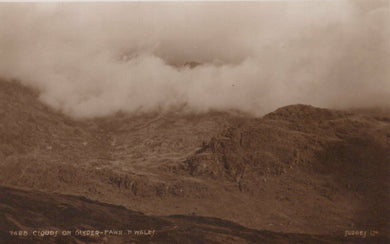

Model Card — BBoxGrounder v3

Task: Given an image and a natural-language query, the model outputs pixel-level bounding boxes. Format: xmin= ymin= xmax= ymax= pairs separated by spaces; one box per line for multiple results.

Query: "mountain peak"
xmin=263 ymin=104 xmax=350 ymax=121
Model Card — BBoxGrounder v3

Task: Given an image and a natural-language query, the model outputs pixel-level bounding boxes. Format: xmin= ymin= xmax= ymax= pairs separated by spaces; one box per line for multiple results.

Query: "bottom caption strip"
xmin=9 ymin=229 xmax=156 ymax=238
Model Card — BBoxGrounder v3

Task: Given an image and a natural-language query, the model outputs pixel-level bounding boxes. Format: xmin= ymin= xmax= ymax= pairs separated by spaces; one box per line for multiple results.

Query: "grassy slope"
xmin=1 ymin=186 xmax=385 ymax=244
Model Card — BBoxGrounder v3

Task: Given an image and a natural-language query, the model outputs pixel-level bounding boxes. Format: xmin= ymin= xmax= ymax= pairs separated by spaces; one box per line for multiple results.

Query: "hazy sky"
xmin=0 ymin=1 xmax=389 ymax=118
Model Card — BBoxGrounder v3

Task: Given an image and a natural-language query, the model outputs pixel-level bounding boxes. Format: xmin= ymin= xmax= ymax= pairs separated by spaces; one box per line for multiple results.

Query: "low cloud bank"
xmin=0 ymin=1 xmax=389 ymax=118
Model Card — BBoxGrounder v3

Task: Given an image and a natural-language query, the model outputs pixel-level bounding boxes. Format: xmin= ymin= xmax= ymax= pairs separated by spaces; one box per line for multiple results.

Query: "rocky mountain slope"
xmin=0 ymin=78 xmax=389 ymax=241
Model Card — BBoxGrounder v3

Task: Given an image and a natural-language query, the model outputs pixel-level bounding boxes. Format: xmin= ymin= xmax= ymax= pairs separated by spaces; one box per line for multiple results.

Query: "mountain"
xmin=184 ymin=104 xmax=390 ymax=234
xmin=0 ymin=78 xmax=389 ymax=242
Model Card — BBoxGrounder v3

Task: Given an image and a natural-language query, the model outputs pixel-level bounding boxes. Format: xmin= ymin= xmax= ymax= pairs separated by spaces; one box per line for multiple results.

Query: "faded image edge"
xmin=0 ymin=1 xmax=389 ymax=243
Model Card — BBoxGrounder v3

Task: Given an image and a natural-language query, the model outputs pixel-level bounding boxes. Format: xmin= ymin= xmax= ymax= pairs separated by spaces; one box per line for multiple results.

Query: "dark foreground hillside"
xmin=0 ymin=79 xmax=389 ymax=241
xmin=0 ymin=186 xmax=386 ymax=244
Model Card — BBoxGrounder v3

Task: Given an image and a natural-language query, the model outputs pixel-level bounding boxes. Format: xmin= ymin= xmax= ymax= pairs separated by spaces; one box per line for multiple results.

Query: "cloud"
xmin=0 ymin=1 xmax=389 ymax=118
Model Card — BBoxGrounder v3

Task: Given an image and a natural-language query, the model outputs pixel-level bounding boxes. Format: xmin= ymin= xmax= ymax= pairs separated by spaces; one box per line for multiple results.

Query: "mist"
xmin=0 ymin=1 xmax=389 ymax=118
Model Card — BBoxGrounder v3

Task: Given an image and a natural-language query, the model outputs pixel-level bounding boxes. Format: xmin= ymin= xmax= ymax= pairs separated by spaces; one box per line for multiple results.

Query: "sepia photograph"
xmin=0 ymin=0 xmax=389 ymax=243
